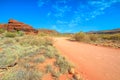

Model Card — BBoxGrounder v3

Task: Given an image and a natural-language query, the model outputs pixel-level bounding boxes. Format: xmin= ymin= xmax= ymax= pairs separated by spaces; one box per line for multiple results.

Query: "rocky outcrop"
xmin=0 ymin=19 xmax=38 ymax=33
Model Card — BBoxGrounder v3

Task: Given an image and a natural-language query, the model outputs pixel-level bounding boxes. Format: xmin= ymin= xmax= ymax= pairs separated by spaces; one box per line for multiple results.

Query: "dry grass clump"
xmin=55 ymin=55 xmax=73 ymax=74
xmin=34 ymin=55 xmax=46 ymax=63
xmin=45 ymin=64 xmax=53 ymax=73
xmin=2 ymin=66 xmax=43 ymax=80
xmin=44 ymin=46 xmax=57 ymax=58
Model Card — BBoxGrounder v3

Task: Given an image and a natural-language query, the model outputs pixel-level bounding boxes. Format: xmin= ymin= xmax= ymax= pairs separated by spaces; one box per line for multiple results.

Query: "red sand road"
xmin=54 ymin=37 xmax=120 ymax=80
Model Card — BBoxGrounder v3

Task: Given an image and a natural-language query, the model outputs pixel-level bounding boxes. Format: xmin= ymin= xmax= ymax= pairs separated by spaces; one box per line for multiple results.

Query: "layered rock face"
xmin=0 ymin=19 xmax=38 ymax=33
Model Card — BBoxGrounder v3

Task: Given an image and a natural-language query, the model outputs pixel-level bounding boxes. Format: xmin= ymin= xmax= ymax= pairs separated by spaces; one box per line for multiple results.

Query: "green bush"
xmin=0 ymin=28 xmax=5 ymax=34
xmin=17 ymin=31 xmax=24 ymax=36
xmin=73 ymin=32 xmax=91 ymax=42
xmin=5 ymin=32 xmax=16 ymax=38
xmin=88 ymin=34 xmax=99 ymax=41
xmin=74 ymin=32 xmax=86 ymax=41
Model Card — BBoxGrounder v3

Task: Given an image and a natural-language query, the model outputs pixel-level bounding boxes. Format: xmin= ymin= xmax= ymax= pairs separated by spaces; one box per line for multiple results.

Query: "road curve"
xmin=54 ymin=37 xmax=120 ymax=80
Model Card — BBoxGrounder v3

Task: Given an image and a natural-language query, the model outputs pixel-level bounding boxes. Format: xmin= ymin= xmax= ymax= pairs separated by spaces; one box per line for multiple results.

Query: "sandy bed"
xmin=54 ymin=37 xmax=120 ymax=80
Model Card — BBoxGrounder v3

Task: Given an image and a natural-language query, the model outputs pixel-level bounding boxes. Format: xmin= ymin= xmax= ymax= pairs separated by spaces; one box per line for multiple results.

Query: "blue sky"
xmin=0 ymin=0 xmax=120 ymax=33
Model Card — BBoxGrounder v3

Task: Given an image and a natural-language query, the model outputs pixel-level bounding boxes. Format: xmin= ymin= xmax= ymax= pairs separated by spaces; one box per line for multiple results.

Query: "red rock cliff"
xmin=0 ymin=19 xmax=38 ymax=33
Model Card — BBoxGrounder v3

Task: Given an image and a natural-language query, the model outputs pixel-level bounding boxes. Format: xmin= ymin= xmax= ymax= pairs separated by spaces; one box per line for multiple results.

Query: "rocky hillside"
xmin=0 ymin=19 xmax=38 ymax=33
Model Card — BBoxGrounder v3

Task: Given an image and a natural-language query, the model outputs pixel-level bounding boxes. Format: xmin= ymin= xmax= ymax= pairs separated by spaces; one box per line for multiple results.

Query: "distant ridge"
xmin=38 ymin=29 xmax=59 ymax=34
xmin=87 ymin=28 xmax=120 ymax=34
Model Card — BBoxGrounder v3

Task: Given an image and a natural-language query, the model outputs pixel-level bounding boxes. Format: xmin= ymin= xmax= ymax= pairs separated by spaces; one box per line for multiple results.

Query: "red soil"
xmin=54 ymin=37 xmax=120 ymax=80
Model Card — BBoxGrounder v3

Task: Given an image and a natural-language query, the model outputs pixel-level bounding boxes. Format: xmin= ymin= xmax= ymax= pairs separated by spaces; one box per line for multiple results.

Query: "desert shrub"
xmin=55 ymin=56 xmax=73 ymax=74
xmin=0 ymin=28 xmax=5 ymax=34
xmin=100 ymin=33 xmax=120 ymax=41
xmin=73 ymin=32 xmax=92 ymax=42
xmin=5 ymin=32 xmax=16 ymax=38
xmin=74 ymin=32 xmax=86 ymax=41
xmin=44 ymin=46 xmax=56 ymax=58
xmin=45 ymin=64 xmax=53 ymax=73
xmin=0 ymin=44 xmax=40 ymax=65
xmin=45 ymin=64 xmax=61 ymax=78
xmin=51 ymin=71 xmax=61 ymax=78
xmin=88 ymin=34 xmax=99 ymax=41
xmin=109 ymin=34 xmax=120 ymax=40
xmin=100 ymin=34 xmax=110 ymax=40
xmin=34 ymin=56 xmax=46 ymax=63
xmin=2 ymin=68 xmax=43 ymax=80
xmin=0 ymin=49 xmax=17 ymax=67
xmin=17 ymin=31 xmax=24 ymax=36
xmin=44 ymin=36 xmax=53 ymax=46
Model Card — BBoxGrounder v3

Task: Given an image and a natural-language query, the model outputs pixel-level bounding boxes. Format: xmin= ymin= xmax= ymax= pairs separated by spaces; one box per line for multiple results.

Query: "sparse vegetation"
xmin=0 ymin=31 xmax=76 ymax=80
xmin=73 ymin=32 xmax=120 ymax=48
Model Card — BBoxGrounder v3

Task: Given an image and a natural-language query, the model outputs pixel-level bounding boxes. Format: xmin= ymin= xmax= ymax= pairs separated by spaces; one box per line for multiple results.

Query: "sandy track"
xmin=54 ymin=37 xmax=120 ymax=80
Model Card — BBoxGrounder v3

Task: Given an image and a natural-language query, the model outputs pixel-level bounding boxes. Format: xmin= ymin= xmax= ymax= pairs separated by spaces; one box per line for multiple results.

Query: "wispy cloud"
xmin=38 ymin=0 xmax=50 ymax=7
xmin=68 ymin=0 xmax=120 ymax=28
xmin=52 ymin=5 xmax=71 ymax=18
